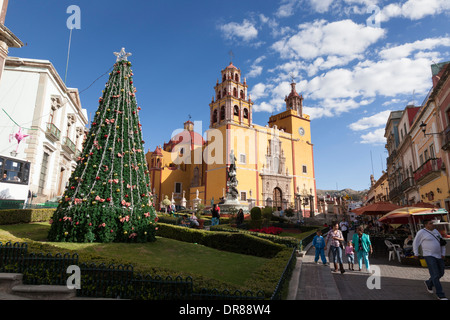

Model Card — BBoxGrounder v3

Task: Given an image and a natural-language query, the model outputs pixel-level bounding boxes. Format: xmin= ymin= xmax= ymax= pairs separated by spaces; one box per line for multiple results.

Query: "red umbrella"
xmin=354 ymin=201 xmax=402 ymax=216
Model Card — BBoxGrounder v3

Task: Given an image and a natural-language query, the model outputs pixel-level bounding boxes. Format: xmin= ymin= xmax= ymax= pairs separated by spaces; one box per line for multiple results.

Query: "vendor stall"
xmin=379 ymin=207 xmax=450 ymax=259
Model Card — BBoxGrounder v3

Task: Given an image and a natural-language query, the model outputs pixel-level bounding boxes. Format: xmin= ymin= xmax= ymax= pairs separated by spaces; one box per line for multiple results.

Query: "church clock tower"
xmin=209 ymin=62 xmax=253 ymax=128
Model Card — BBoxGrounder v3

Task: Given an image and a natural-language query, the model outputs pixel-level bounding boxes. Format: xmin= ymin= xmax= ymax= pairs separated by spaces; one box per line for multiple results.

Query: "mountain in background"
xmin=317 ymin=188 xmax=368 ymax=202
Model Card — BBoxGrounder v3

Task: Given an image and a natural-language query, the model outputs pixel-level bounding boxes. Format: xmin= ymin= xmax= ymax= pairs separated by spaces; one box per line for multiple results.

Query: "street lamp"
xmin=309 ymin=188 xmax=315 ymax=217
xmin=420 ymin=122 xmax=442 ymax=136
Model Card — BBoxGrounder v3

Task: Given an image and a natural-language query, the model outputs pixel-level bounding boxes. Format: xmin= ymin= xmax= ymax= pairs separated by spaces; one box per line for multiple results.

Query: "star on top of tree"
xmin=114 ymin=47 xmax=132 ymax=62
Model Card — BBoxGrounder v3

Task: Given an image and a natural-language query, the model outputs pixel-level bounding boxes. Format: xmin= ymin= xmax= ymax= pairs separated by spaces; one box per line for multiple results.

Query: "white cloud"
xmin=379 ymin=0 xmax=450 ymax=22
xmin=305 ymin=56 xmax=434 ymax=101
xmin=253 ymin=101 xmax=276 ymax=113
xmin=275 ymin=0 xmax=298 ymax=18
xmin=250 ymin=83 xmax=270 ymax=100
xmin=247 ymin=56 xmax=266 ymax=78
xmin=309 ymin=0 xmax=334 ymax=13
xmin=378 ymin=37 xmax=450 ymax=60
xmin=219 ymin=19 xmax=258 ymax=42
xmin=360 ymin=128 xmax=387 ymax=144
xmin=272 ymin=19 xmax=386 ymax=60
xmin=349 ymin=110 xmax=392 ymax=131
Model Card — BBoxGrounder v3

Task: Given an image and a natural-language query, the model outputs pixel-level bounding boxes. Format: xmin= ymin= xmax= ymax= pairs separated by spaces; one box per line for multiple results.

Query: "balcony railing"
xmin=401 ymin=177 xmax=415 ymax=191
xmin=413 ymin=158 xmax=443 ymax=185
xmin=62 ymin=137 xmax=76 ymax=154
xmin=45 ymin=123 xmax=61 ymax=142
xmin=389 ymin=185 xmax=403 ymax=201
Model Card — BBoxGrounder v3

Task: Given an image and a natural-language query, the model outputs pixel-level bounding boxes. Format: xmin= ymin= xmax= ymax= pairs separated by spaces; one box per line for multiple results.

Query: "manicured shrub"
xmin=156 ymin=223 xmax=284 ymax=258
xmin=0 ymin=209 xmax=55 ymax=225
xmin=250 ymin=207 xmax=262 ymax=220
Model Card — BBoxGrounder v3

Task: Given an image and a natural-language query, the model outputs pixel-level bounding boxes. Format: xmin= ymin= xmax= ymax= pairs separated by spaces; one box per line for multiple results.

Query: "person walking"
xmin=211 ymin=204 xmax=220 ymax=226
xmin=326 ymin=222 xmax=346 ymax=274
xmin=236 ymin=208 xmax=244 ymax=226
xmin=312 ymin=230 xmax=328 ymax=265
xmin=345 ymin=240 xmax=355 ymax=271
xmin=352 ymin=226 xmax=373 ymax=272
xmin=413 ymin=219 xmax=447 ymax=300
xmin=340 ymin=218 xmax=349 ymax=242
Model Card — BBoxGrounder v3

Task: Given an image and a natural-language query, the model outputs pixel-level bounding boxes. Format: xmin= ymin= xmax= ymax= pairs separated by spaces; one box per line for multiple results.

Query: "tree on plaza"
xmin=48 ymin=48 xmax=158 ymax=243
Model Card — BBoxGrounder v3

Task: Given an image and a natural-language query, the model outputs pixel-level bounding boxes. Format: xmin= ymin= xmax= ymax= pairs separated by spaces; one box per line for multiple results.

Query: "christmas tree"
xmin=48 ymin=48 xmax=158 ymax=243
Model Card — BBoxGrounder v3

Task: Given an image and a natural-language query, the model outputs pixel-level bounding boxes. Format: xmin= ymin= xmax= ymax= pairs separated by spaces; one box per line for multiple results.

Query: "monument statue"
xmin=226 ymin=150 xmax=239 ymax=201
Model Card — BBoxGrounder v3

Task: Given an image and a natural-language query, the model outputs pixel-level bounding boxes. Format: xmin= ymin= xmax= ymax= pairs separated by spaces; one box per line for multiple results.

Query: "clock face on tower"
xmin=298 ymin=127 xmax=305 ymax=136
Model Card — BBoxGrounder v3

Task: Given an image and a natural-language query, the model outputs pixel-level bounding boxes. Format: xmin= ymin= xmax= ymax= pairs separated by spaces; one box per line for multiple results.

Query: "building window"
xmin=243 ymin=109 xmax=249 ymax=119
xmin=213 ymin=110 xmax=218 ymax=123
xmin=38 ymin=153 xmax=50 ymax=194
xmin=175 ymin=182 xmax=182 ymax=194
xmin=419 ymin=154 xmax=424 ymax=166
xmin=424 ymin=149 xmax=429 ymax=161
xmin=302 ymin=165 xmax=307 ymax=174
xmin=240 ymin=191 xmax=247 ymax=201
xmin=233 ymin=88 xmax=237 ymax=97
xmin=234 ymin=106 xmax=239 ymax=116
xmin=220 ymin=106 xmax=225 ymax=120
xmin=239 ymin=153 xmax=246 ymax=164
xmin=430 ymin=144 xmax=435 ymax=159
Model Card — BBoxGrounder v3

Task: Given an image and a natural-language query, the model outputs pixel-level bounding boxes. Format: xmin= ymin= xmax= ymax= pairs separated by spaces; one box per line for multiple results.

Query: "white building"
xmin=0 ymin=56 xmax=88 ymax=203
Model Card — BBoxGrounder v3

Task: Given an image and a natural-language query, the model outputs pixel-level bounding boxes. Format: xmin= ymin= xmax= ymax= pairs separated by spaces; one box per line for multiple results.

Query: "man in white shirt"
xmin=413 ymin=219 xmax=447 ymax=300
xmin=340 ymin=218 xmax=349 ymax=242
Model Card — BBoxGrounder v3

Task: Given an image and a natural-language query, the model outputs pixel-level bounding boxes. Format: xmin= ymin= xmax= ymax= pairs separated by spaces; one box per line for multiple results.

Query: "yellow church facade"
xmin=146 ymin=63 xmax=317 ymax=217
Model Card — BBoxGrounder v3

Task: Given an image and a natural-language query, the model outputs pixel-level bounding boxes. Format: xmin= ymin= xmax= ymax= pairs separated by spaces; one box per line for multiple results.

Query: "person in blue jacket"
xmin=312 ymin=230 xmax=328 ymax=265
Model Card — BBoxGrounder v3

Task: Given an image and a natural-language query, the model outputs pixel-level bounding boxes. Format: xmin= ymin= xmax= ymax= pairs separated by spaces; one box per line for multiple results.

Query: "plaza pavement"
xmin=288 ymin=231 xmax=450 ymax=300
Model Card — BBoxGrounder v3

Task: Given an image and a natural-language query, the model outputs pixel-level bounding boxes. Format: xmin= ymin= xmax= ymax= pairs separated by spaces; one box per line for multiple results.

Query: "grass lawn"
xmin=0 ymin=223 xmax=268 ymax=289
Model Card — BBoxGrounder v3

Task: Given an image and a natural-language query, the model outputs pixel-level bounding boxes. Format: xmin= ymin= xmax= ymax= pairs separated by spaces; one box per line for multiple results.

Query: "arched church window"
xmin=234 ymin=106 xmax=239 ymax=116
xmin=243 ymin=108 xmax=249 ymax=119
xmin=233 ymin=88 xmax=237 ymax=97
xmin=213 ymin=110 xmax=218 ymax=123
xmin=220 ymin=106 xmax=225 ymax=121
xmin=217 ymin=91 xmax=221 ymax=100
xmin=235 ymin=74 xmax=239 ymax=82
xmin=240 ymin=90 xmax=244 ymax=99
xmin=223 ymin=89 xmax=227 ymax=97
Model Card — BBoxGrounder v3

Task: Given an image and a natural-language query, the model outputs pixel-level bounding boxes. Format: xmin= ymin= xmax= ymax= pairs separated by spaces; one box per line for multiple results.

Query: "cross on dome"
xmin=114 ymin=47 xmax=132 ymax=62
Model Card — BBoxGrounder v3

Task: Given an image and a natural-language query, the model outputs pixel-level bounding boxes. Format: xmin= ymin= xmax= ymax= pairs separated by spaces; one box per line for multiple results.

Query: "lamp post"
xmin=420 ymin=122 xmax=442 ymax=137
xmin=309 ymin=188 xmax=315 ymax=218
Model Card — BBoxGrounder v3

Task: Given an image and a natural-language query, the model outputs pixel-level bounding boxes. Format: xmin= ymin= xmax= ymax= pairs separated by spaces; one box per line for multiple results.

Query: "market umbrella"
xmin=379 ymin=208 xmax=449 ymax=235
xmin=354 ymin=202 xmax=402 ymax=216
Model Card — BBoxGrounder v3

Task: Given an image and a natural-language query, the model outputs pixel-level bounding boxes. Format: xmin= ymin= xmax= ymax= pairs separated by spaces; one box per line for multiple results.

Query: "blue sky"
xmin=4 ymin=0 xmax=450 ymax=191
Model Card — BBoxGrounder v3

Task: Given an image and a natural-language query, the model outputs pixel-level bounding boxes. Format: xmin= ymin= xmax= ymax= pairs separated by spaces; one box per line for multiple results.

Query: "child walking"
xmin=345 ymin=240 xmax=355 ymax=271
xmin=312 ymin=230 xmax=328 ymax=265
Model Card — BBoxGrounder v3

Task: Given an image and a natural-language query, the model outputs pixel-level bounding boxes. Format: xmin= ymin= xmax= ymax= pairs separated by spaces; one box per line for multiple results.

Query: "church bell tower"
xmin=285 ymin=81 xmax=304 ymax=117
xmin=209 ymin=62 xmax=254 ymax=128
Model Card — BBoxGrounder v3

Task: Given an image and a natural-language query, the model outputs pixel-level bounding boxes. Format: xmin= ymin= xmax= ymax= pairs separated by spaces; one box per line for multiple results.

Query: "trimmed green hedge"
xmin=0 ymin=209 xmax=55 ymax=225
xmin=210 ymin=224 xmax=301 ymax=248
xmin=156 ymin=223 xmax=284 ymax=258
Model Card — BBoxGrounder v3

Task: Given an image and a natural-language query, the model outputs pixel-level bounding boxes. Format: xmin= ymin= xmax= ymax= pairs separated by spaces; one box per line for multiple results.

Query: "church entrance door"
xmin=273 ymin=187 xmax=282 ymax=211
